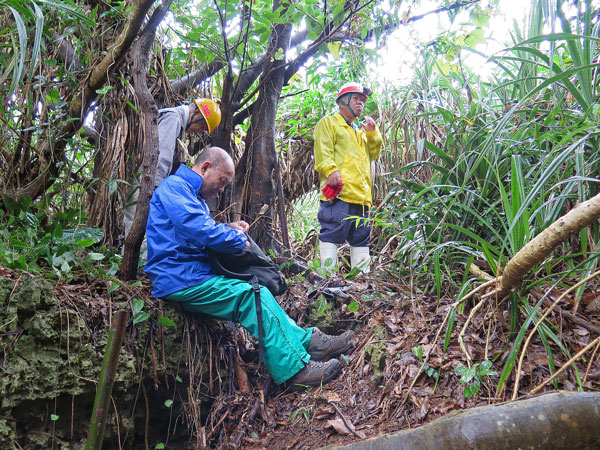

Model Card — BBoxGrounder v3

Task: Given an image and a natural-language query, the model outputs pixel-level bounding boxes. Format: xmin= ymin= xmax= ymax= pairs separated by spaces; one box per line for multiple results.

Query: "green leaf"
xmin=7 ymin=7 xmax=27 ymax=96
xmin=75 ymin=237 xmax=95 ymax=247
xmin=463 ymin=379 xmax=481 ymax=398
xmin=464 ymin=28 xmax=485 ymax=48
xmin=108 ymin=179 xmax=119 ymax=195
xmin=88 ymin=252 xmax=105 ymax=261
xmin=412 ymin=345 xmax=423 ymax=362
xmin=108 ymin=283 xmax=120 ymax=294
xmin=327 ymin=42 xmax=341 ymax=59
xmin=96 ymin=85 xmax=112 ymax=95
xmin=155 ymin=444 xmax=165 ymax=449
xmin=53 ymin=222 xmax=64 ymax=239
xmin=316 ymin=296 xmax=327 ymax=315
xmin=176 ymin=375 xmax=182 ymax=383
xmin=57 ymin=227 xmax=104 ymax=245
xmin=455 ymin=365 xmax=477 ymax=384
xmin=132 ymin=298 xmax=144 ymax=315
xmin=443 ymin=307 xmax=456 ymax=353
xmin=133 ymin=311 xmax=150 ymax=325
xmin=158 ymin=316 xmax=176 ymax=327
xmin=164 ymin=399 xmax=173 ymax=407
xmin=347 ymin=301 xmax=360 ymax=312
xmin=50 ymin=414 xmax=59 ymax=421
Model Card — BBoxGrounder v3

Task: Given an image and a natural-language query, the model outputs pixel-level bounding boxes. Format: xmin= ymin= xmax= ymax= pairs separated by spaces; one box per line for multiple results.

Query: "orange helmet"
xmin=336 ymin=82 xmax=371 ymax=103
xmin=193 ymin=98 xmax=221 ymax=133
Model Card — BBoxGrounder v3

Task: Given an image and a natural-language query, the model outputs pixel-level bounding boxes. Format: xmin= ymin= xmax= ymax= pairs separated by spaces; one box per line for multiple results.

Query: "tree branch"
xmin=12 ymin=0 xmax=155 ymax=200
xmin=170 ymin=61 xmax=226 ymax=96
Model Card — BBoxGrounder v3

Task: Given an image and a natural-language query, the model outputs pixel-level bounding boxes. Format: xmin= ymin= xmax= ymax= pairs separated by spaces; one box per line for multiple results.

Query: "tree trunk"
xmin=118 ymin=1 xmax=172 ymax=281
xmin=320 ymin=391 xmax=600 ymax=450
xmin=236 ymin=5 xmax=292 ymax=250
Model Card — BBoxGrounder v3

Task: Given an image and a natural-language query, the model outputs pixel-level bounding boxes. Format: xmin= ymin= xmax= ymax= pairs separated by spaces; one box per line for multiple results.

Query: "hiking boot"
xmin=287 ymin=359 xmax=342 ymax=387
xmin=307 ymin=328 xmax=354 ymax=362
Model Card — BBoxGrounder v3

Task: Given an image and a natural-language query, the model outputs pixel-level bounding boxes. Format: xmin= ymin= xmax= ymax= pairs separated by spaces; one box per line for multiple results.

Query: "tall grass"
xmin=374 ymin=0 xmax=600 ymax=391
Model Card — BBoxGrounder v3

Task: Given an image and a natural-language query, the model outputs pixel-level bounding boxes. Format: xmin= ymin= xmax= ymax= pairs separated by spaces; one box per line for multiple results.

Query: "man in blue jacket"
xmin=145 ymin=146 xmax=354 ymax=387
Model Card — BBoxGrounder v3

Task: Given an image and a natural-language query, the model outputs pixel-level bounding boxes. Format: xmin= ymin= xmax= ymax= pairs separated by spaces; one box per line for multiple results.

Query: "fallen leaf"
xmin=321 ymin=391 xmax=341 ymax=402
xmin=313 ymin=405 xmax=334 ymax=420
xmin=326 ymin=418 xmax=351 ymax=435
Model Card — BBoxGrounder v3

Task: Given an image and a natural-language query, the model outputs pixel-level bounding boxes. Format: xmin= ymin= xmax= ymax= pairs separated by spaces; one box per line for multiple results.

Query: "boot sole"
xmin=286 ymin=361 xmax=343 ymax=388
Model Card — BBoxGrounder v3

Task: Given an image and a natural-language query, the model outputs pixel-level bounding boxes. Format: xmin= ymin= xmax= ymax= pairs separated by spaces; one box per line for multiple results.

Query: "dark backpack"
xmin=208 ymin=236 xmax=287 ymax=363
xmin=209 ymin=236 xmax=287 ymax=297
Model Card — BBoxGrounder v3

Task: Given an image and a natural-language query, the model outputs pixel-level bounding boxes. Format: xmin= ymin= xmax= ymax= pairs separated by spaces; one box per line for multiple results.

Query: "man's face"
xmin=187 ymin=110 xmax=209 ymax=135
xmin=348 ymin=93 xmax=366 ymax=116
xmin=340 ymin=93 xmax=366 ymax=118
xmin=199 ymin=161 xmax=234 ymax=200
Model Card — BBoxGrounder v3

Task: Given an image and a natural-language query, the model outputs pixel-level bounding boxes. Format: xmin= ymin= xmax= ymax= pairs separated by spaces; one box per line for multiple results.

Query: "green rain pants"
xmin=165 ymin=275 xmax=312 ymax=384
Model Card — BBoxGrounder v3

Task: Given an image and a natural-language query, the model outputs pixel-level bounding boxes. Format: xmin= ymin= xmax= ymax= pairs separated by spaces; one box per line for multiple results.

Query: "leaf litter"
xmin=14 ymin=264 xmax=600 ymax=449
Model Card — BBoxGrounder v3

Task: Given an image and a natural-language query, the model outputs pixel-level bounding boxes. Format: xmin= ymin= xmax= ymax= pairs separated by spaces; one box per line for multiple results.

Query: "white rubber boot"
xmin=319 ymin=241 xmax=338 ymax=270
xmin=350 ymin=246 xmax=370 ymax=274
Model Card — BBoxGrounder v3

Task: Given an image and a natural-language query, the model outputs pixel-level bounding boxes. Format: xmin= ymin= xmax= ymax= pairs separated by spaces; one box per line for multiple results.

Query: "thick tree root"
xmin=321 ymin=391 xmax=600 ymax=450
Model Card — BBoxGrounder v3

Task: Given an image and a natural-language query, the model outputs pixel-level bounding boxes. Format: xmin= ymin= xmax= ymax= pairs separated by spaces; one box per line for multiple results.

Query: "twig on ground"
xmin=329 ymin=401 xmax=365 ymax=439
xmin=512 ymin=270 xmax=600 ymax=400
xmin=234 ymin=380 xmax=270 ymax=446
xmin=401 ymin=277 xmax=500 ymax=407
xmin=529 ymin=335 xmax=600 ymax=395
xmin=458 ymin=296 xmax=489 ymax=366
xmin=583 ymin=339 xmax=600 ymax=385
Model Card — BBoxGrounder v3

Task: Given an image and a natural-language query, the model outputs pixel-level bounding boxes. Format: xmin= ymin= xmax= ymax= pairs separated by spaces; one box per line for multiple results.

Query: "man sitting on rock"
xmin=144 ymin=146 xmax=354 ymax=387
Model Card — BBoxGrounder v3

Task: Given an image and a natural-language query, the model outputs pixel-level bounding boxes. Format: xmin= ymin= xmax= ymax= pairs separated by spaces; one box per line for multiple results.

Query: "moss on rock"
xmin=0 ymin=275 xmax=212 ymax=449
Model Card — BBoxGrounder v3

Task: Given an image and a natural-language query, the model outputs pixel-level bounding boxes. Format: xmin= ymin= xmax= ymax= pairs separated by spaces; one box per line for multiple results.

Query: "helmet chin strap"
xmin=186 ymin=113 xmax=206 ymax=131
xmin=340 ymin=94 xmax=361 ymax=127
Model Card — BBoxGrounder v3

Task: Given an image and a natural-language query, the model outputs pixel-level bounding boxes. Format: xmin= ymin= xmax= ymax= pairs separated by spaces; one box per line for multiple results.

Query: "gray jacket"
xmin=155 ymin=105 xmax=190 ymax=187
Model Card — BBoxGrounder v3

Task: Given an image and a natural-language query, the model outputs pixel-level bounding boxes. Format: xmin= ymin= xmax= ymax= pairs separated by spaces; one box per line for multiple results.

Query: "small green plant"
xmin=131 ymin=299 xmax=177 ymax=328
xmin=307 ymin=257 xmax=337 ymax=277
xmin=132 ymin=299 xmax=150 ymax=325
xmin=0 ymin=195 xmax=120 ymax=280
xmin=347 ymin=301 xmax=360 ymax=312
xmin=412 ymin=345 xmax=439 ymax=381
xmin=289 ymin=406 xmax=313 ymax=425
xmin=314 ymin=296 xmax=328 ymax=315
xmin=455 ymin=360 xmax=498 ymax=399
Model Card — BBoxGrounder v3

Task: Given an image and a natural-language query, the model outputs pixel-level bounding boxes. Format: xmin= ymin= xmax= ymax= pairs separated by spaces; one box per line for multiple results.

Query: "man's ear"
xmin=199 ymin=161 xmax=212 ymax=175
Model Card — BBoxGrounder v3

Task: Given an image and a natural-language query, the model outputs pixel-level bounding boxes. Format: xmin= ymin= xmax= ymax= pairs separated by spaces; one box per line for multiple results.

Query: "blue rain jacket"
xmin=144 ymin=165 xmax=248 ymax=297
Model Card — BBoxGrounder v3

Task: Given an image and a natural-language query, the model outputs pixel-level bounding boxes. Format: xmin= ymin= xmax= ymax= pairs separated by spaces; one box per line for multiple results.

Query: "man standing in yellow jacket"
xmin=313 ymin=82 xmax=383 ymax=273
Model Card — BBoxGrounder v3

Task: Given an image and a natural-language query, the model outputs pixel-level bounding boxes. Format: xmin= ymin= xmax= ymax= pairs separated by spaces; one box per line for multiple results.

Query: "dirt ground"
xmin=20 ymin=260 xmax=597 ymax=450
xmin=189 ymin=271 xmax=600 ymax=450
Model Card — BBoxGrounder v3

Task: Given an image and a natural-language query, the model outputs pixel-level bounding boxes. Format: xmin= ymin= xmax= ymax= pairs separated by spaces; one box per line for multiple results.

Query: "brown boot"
xmin=307 ymin=328 xmax=354 ymax=362
xmin=287 ymin=359 xmax=342 ymax=387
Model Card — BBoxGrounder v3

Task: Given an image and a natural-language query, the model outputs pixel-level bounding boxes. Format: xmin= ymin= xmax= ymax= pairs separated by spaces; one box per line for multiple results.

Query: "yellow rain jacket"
xmin=314 ymin=114 xmax=383 ymax=207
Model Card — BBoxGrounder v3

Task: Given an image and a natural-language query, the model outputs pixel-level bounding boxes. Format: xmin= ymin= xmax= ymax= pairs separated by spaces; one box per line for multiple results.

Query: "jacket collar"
xmin=335 ymin=113 xmax=357 ymax=129
xmin=175 ymin=165 xmax=203 ymax=193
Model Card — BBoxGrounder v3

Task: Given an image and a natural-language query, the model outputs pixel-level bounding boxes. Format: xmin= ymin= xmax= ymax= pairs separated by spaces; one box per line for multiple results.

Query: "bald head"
xmin=194 ymin=146 xmax=233 ymax=171
xmin=193 ymin=146 xmax=235 ymax=199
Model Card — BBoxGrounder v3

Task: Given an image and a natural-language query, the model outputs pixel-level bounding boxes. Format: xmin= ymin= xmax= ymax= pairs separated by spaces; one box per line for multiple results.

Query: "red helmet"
xmin=336 ymin=82 xmax=371 ymax=103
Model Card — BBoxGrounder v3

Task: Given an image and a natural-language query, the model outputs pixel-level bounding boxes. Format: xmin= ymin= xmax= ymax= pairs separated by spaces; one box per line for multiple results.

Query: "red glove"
xmin=321 ymin=183 xmax=343 ymax=200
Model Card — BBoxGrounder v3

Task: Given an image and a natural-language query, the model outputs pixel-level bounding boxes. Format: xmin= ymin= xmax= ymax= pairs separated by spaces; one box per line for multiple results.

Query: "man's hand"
xmin=362 ymin=116 xmax=376 ymax=132
xmin=327 ymin=171 xmax=342 ymax=189
xmin=229 ymin=221 xmax=250 ymax=233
